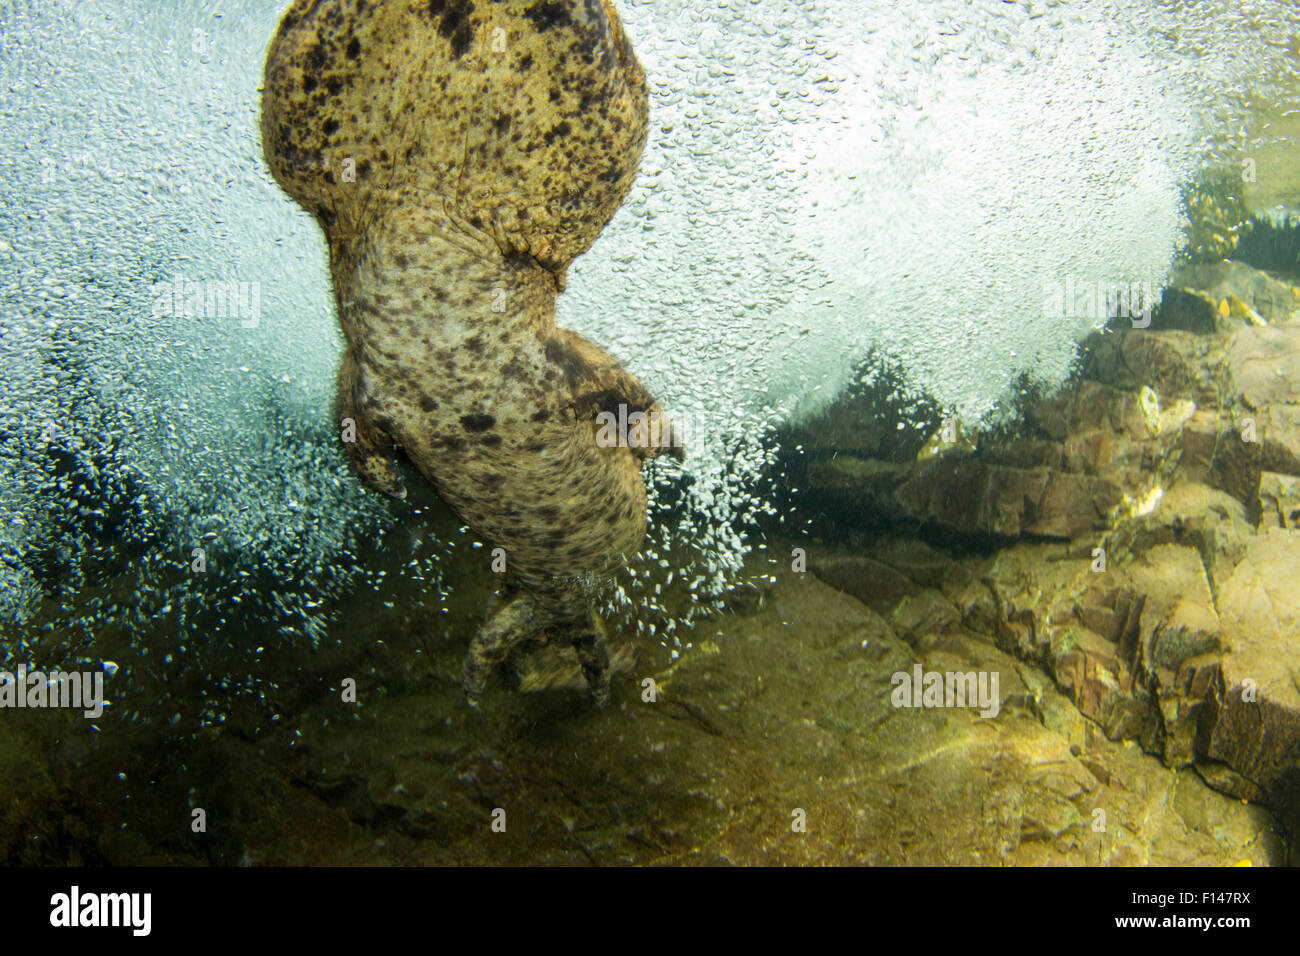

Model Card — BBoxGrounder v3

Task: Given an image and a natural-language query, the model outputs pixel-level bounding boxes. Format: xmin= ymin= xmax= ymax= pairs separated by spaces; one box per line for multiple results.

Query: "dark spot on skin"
xmin=549 ymin=88 xmax=561 ymax=103
xmin=518 ymin=53 xmax=533 ymax=71
xmin=465 ymin=334 xmax=486 ymax=356
xmin=317 ymin=205 xmax=335 ymax=228
xmin=326 ymin=77 xmax=344 ymax=95
xmin=530 ymin=409 xmax=549 ymax=423
xmin=583 ymin=387 xmax=633 ymax=418
xmin=493 ymin=114 xmax=511 ymax=134
xmin=420 ymin=395 xmax=438 ymax=412
xmin=306 ymin=43 xmax=328 ymax=72
xmin=323 ymin=118 xmax=339 ymax=136
xmin=395 ymin=253 xmax=409 ymax=269
xmin=524 ymin=440 xmax=546 ymax=452
xmin=460 ymin=413 xmax=496 ymax=433
xmin=524 ymin=1 xmax=571 ymax=32
xmin=346 ymin=38 xmax=360 ymax=58
xmin=502 ymin=247 xmax=541 ymax=272
xmin=544 ymin=337 xmax=596 ymax=390
xmin=538 ymin=506 xmax=560 ymax=521
xmin=543 ymin=120 xmax=571 ymax=145
xmin=428 ymin=0 xmax=475 ymax=58
xmin=303 ymin=75 xmax=318 ymax=93
xmin=357 ymin=159 xmax=371 ymax=179
xmin=324 ymin=170 xmax=335 ymax=185
xmin=481 ymin=434 xmax=502 ymax=448
xmin=605 ymin=507 xmax=621 ymax=524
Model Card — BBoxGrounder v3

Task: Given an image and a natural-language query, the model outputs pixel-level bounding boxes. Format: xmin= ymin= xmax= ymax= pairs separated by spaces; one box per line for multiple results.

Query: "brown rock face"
xmin=894 ymin=459 xmax=1122 ymax=540
xmin=1174 ymin=260 xmax=1300 ymax=325
xmin=794 ymin=258 xmax=1300 ymax=858
xmin=808 ymin=554 xmax=918 ymax=614
xmin=1228 ymin=323 xmax=1300 ymax=477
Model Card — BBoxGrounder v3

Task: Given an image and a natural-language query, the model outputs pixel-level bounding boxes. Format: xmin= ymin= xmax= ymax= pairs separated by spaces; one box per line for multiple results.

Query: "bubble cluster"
xmin=1 ymin=0 xmax=1295 ymax=689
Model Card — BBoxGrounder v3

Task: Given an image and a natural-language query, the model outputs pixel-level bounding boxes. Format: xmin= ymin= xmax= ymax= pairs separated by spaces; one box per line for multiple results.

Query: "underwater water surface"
xmin=1 ymin=0 xmax=1299 ymax=871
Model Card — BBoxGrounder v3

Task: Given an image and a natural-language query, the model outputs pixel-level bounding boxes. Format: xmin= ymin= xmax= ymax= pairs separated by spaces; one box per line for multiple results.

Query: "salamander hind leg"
xmin=547 ymin=328 xmax=686 ymax=462
xmin=463 ymin=591 xmax=541 ymax=709
xmin=336 ymin=350 xmax=407 ymax=499
xmin=570 ymin=610 xmax=612 ymax=709
xmin=467 ymin=586 xmax=612 ymax=708
xmin=537 ymin=585 xmax=613 ymax=708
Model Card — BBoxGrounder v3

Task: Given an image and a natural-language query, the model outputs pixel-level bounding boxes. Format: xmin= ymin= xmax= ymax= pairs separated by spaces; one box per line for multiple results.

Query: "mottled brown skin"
xmin=260 ymin=0 xmax=680 ymax=706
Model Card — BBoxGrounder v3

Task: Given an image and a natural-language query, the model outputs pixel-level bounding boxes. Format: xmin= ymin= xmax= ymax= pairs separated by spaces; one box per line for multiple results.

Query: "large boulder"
xmin=791 ymin=258 xmax=1300 ymax=859
xmin=1226 ymin=321 xmax=1300 ymax=477
xmin=894 ymin=459 xmax=1122 ymax=540
xmin=1172 ymin=260 xmax=1300 ymax=326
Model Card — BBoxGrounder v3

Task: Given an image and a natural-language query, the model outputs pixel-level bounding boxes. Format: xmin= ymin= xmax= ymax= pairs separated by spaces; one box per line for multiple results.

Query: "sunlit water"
xmin=1 ymin=0 xmax=1297 ymax=712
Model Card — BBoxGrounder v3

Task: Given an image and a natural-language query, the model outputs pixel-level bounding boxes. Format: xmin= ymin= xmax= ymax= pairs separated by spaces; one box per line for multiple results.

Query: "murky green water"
xmin=2 ymin=0 xmax=1298 ymax=866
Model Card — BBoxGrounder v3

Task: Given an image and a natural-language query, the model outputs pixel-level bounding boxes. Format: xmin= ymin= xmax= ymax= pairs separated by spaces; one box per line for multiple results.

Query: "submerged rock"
xmin=1170 ymin=261 xmax=1300 ymax=327
xmin=807 ymin=553 xmax=917 ymax=614
xmin=289 ymin=569 xmax=1282 ymax=865
xmin=895 ymin=459 xmax=1123 ymax=540
xmin=1260 ymin=471 xmax=1300 ymax=529
xmin=793 ymin=255 xmax=1300 ymax=859
xmin=1227 ymin=322 xmax=1300 ymax=476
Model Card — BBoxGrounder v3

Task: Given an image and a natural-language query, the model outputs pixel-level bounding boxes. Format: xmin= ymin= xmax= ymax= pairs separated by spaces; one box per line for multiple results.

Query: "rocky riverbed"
xmin=2 ymin=256 xmax=1295 ymax=867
